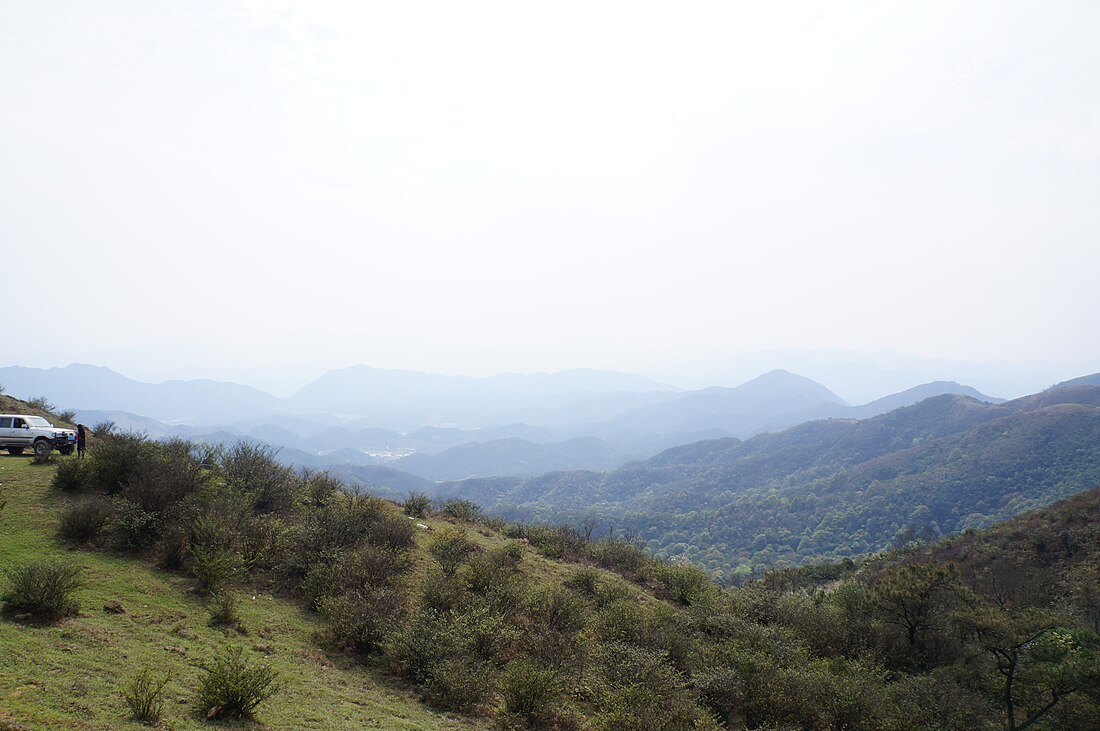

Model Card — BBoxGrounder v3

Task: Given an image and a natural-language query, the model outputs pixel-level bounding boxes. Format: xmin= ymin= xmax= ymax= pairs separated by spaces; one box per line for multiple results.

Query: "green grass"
xmin=0 ymin=455 xmax=485 ymax=730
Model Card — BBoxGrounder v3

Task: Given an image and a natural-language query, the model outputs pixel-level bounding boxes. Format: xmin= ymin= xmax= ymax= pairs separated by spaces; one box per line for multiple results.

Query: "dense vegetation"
xmin=3 ymin=420 xmax=1099 ymax=729
xmin=428 ymin=386 xmax=1100 ymax=577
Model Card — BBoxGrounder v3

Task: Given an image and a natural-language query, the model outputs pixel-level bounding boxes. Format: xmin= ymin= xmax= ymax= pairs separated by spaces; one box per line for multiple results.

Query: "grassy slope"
xmin=0 ymin=455 xmax=485 ymax=731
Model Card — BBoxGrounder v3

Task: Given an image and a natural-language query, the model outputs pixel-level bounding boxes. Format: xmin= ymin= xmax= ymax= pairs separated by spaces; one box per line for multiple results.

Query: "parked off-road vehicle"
xmin=0 ymin=414 xmax=77 ymax=456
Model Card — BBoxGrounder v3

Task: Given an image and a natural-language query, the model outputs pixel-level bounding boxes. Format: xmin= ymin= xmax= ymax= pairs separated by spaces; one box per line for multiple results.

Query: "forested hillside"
xmin=430 ymin=386 xmax=1100 ymax=576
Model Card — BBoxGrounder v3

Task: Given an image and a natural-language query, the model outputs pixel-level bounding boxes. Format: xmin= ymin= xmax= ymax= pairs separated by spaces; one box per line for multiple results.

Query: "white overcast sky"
xmin=3 ymin=1 xmax=1099 ymax=388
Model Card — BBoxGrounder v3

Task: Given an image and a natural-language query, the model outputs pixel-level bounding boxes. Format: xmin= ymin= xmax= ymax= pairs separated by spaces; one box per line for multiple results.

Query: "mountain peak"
xmin=735 ymin=369 xmax=848 ymax=405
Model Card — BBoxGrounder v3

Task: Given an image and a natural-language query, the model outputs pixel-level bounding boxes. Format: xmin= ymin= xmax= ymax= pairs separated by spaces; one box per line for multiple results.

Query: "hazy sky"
xmin=3 ymin=1 xmax=1099 ymax=389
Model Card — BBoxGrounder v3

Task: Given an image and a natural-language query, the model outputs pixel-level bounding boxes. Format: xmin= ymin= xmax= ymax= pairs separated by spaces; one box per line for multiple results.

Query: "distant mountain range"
xmin=2 ymin=362 xmax=1088 ymax=483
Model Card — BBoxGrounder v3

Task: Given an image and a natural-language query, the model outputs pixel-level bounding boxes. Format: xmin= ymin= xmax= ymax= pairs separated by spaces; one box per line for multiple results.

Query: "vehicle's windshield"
xmin=25 ymin=416 xmax=53 ymax=428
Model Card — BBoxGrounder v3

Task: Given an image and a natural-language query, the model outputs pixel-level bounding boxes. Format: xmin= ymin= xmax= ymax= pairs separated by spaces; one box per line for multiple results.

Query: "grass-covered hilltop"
xmin=1 ymin=398 xmax=1099 ymax=729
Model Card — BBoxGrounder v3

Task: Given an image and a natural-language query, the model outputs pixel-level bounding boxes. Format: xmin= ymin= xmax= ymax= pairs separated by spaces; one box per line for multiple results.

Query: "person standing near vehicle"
xmin=76 ymin=423 xmax=86 ymax=458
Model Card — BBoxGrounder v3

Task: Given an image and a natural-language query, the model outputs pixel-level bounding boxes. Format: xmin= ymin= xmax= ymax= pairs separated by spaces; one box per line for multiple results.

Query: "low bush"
xmin=440 ymin=499 xmax=483 ymax=522
xmin=429 ymin=527 xmax=477 ymax=576
xmin=588 ymin=538 xmax=650 ymax=576
xmin=1 ymin=560 xmax=82 ymax=621
xmin=524 ymin=585 xmax=590 ymax=668
xmin=344 ymin=544 xmax=413 ymax=588
xmin=190 ymin=545 xmax=245 ymax=595
xmin=123 ymin=667 xmax=170 ymax=725
xmin=26 ymin=396 xmax=55 ymax=412
xmin=208 ymin=592 xmax=242 ymax=630
xmin=464 ymin=545 xmax=527 ymax=613
xmin=300 ymin=544 xmax=411 ymax=608
xmin=525 ymin=524 xmax=585 ymax=561
xmin=83 ymin=431 xmax=158 ymax=493
xmin=302 ymin=470 xmax=342 ymax=506
xmin=422 ymin=655 xmax=495 ymax=713
xmin=653 ymin=561 xmax=715 ymax=606
xmin=591 ymin=642 xmax=717 ymax=731
xmin=113 ymin=499 xmax=160 ymax=551
xmin=388 ymin=608 xmax=466 ymax=685
xmin=194 ymin=646 xmax=281 ymax=720
xmin=121 ymin=438 xmax=207 ymax=514
xmin=366 ymin=510 xmax=416 ymax=551
xmin=52 ymin=457 xmax=90 ymax=491
xmin=156 ymin=524 xmax=190 ymax=570
xmin=318 ymin=587 xmax=408 ymax=655
xmin=30 ymin=450 xmax=58 ymax=466
xmin=499 ymin=659 xmax=563 ymax=727
xmin=403 ymin=491 xmax=432 ymax=518
xmin=565 ymin=566 xmax=602 ymax=598
xmin=59 ymin=495 xmax=114 ymax=543
xmin=218 ymin=442 xmax=300 ymax=514
xmin=419 ymin=568 xmax=468 ymax=613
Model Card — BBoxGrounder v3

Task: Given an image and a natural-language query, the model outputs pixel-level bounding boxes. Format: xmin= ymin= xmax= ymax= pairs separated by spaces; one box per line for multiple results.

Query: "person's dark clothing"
xmin=77 ymin=424 xmax=86 ymax=457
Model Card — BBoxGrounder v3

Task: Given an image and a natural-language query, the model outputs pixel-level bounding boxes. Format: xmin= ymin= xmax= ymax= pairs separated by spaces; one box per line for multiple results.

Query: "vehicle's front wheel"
xmin=5 ymin=447 xmax=23 ymax=455
xmin=59 ymin=446 xmax=74 ymax=455
xmin=33 ymin=440 xmax=52 ymax=457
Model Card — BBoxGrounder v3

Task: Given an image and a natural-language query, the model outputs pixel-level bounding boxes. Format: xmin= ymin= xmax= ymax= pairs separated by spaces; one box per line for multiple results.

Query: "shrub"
xmin=295 ymin=493 xmax=380 ymax=557
xmin=343 ymin=544 xmax=413 ymax=588
xmin=121 ymin=438 xmax=206 ymax=515
xmin=403 ymin=491 xmax=432 ymax=518
xmin=461 ymin=602 xmax=522 ymax=663
xmin=566 ymin=567 xmax=602 ymax=598
xmin=190 ymin=545 xmax=245 ymax=595
xmin=419 ymin=568 xmax=468 ymax=613
xmin=194 ymin=646 xmax=281 ymax=720
xmin=499 ymin=659 xmax=563 ymax=726
xmin=59 ymin=495 xmax=114 ymax=543
xmin=421 ymin=656 xmax=494 ymax=713
xmin=52 ymin=457 xmax=91 ymax=491
xmin=238 ymin=514 xmax=292 ymax=575
xmin=302 ymin=470 xmax=342 ymax=506
xmin=387 ymin=608 xmax=465 ymax=685
xmin=464 ymin=545 xmax=527 ymax=614
xmin=113 ymin=499 xmax=160 ymax=551
xmin=218 ymin=442 xmax=299 ymax=514
xmin=589 ymin=538 xmax=650 ymax=576
xmin=156 ymin=524 xmax=190 ymax=570
xmin=301 ymin=545 xmax=412 ymax=608
xmin=1 ymin=561 xmax=82 ymax=621
xmin=208 ymin=592 xmax=241 ymax=630
xmin=56 ymin=409 xmax=77 ymax=424
xmin=596 ymin=599 xmax=695 ymax=671
xmin=525 ymin=524 xmax=585 ymax=561
xmin=318 ymin=587 xmax=408 ymax=655
xmin=592 ymin=642 xmax=716 ymax=731
xmin=30 ymin=450 xmax=58 ymax=466
xmin=85 ymin=431 xmax=157 ymax=494
xmin=123 ymin=667 xmax=170 ymax=725
xmin=524 ymin=585 xmax=590 ymax=668
xmin=653 ymin=561 xmax=715 ymax=606
xmin=91 ymin=419 xmax=115 ymax=436
xmin=366 ymin=511 xmax=416 ymax=551
xmin=528 ymin=584 xmax=589 ymax=632
xmin=429 ymin=527 xmax=477 ymax=576
xmin=440 ymin=499 xmax=483 ymax=522
xmin=27 ymin=396 xmax=56 ymax=412
xmin=695 ymin=666 xmax=747 ymax=725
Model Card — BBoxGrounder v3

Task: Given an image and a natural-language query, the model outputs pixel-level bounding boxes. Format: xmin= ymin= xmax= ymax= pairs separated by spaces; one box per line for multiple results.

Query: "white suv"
xmin=0 ymin=414 xmax=78 ymax=456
